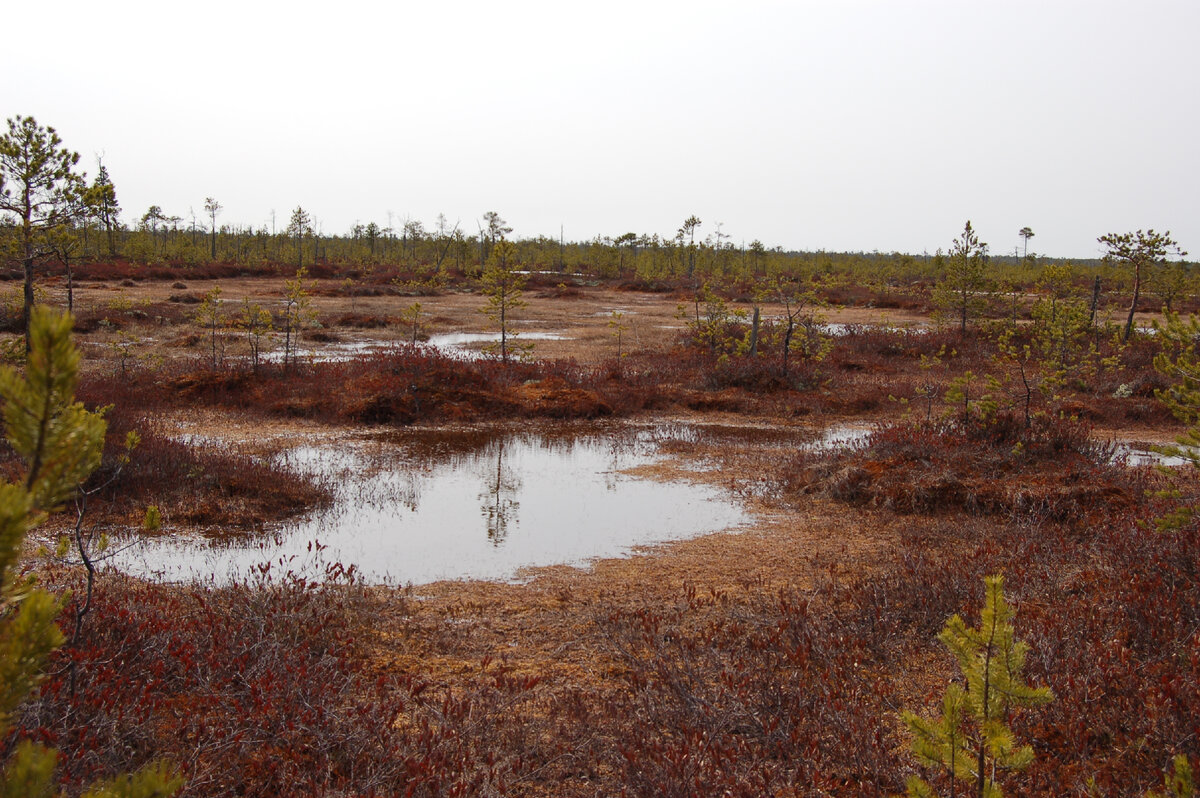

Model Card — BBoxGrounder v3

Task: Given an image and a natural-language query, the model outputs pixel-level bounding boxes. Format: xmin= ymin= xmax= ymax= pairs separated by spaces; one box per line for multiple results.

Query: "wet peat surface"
xmin=105 ymin=416 xmax=1177 ymax=587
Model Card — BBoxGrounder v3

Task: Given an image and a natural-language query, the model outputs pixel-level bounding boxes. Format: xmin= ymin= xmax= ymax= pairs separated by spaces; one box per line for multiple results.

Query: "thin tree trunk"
xmin=500 ymin=300 xmax=507 ymax=364
xmin=782 ymin=321 xmax=794 ymax=378
xmin=748 ymin=306 xmax=760 ymax=357
xmin=1123 ymin=264 xmax=1141 ymax=343
xmin=23 ymin=252 xmax=34 ymax=354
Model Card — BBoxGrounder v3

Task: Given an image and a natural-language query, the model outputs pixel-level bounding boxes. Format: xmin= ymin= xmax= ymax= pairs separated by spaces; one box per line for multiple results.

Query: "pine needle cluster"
xmin=0 ymin=307 xmax=181 ymax=796
xmin=901 ymin=574 xmax=1053 ymax=798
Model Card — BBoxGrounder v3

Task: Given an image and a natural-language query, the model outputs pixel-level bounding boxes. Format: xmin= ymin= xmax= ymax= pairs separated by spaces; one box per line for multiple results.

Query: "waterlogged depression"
xmin=260 ymin=331 xmax=568 ymax=364
xmin=112 ymin=425 xmax=749 ymax=585
xmin=105 ymin=418 xmax=1171 ymax=586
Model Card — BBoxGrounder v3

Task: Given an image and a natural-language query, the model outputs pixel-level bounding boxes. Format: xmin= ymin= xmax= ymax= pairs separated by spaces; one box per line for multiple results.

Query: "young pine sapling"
xmin=901 ymin=574 xmax=1053 ymax=798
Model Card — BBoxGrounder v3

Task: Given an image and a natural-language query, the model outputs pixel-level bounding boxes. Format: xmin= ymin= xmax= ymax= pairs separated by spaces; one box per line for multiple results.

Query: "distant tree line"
xmin=2 ymin=115 xmax=1195 ymax=322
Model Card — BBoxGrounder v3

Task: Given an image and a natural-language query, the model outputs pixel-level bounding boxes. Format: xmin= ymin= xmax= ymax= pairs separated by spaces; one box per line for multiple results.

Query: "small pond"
xmin=425 ymin=331 xmax=566 ymax=359
xmin=1116 ymin=442 xmax=1197 ymax=468
xmin=261 ymin=340 xmax=387 ymax=363
xmin=111 ymin=424 xmax=748 ymax=586
xmin=257 ymin=331 xmax=568 ymax=364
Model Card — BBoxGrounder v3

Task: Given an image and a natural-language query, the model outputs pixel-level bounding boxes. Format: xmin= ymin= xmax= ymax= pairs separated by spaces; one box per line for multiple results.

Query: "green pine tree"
xmin=0 ymin=306 xmax=181 ymax=797
xmin=480 ymin=240 xmax=530 ymax=364
xmin=1150 ymin=310 xmax=1200 ymax=529
xmin=1153 ymin=310 xmax=1200 ymax=466
xmin=901 ymin=574 xmax=1053 ymax=798
xmin=281 ymin=267 xmax=316 ymax=370
xmin=1147 ymin=755 xmax=1196 ymax=798
xmin=931 ymin=221 xmax=991 ymax=335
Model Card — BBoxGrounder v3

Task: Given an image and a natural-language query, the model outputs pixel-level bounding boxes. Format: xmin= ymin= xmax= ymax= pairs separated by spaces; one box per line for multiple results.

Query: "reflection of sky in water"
xmin=110 ymin=427 xmax=748 ymax=585
xmin=1114 ymin=443 xmax=1198 ymax=468
xmin=424 ymin=332 xmax=565 ymax=361
xmin=426 ymin=332 xmax=565 ymax=347
xmin=258 ymin=331 xmax=567 ymax=364
xmin=260 ymin=340 xmax=386 ymax=363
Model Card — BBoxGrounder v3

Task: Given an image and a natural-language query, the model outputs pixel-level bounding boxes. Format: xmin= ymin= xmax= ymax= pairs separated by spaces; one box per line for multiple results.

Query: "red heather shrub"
xmin=17 ymin=570 xmax=540 ymax=797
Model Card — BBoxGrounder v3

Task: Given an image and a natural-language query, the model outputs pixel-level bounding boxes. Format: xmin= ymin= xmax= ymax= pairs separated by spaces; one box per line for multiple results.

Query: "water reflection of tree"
xmin=479 ymin=440 xmax=521 ymax=545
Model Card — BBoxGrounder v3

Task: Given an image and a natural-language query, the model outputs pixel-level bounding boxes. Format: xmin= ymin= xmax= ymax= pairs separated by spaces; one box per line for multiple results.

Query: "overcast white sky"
xmin=6 ymin=0 xmax=1197 ymax=258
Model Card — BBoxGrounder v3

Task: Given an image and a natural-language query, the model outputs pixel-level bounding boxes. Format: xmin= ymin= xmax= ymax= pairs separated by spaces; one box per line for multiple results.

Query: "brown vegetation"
xmin=4 ymin=266 xmax=1199 ymax=795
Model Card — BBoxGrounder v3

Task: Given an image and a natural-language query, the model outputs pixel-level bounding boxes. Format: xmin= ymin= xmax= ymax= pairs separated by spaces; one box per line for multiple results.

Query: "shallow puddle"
xmin=1114 ymin=442 xmax=1197 ymax=468
xmin=256 ymin=331 xmax=569 ymax=364
xmin=111 ymin=424 xmax=748 ymax=585
xmin=424 ymin=331 xmax=566 ymax=359
xmin=261 ymin=340 xmax=389 ymax=363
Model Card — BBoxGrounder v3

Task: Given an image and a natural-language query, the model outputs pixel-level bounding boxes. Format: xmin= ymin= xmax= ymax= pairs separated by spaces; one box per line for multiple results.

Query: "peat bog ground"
xmin=5 ymin=267 xmax=1199 ymax=796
